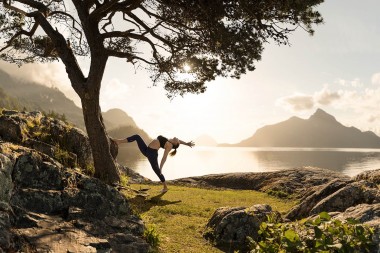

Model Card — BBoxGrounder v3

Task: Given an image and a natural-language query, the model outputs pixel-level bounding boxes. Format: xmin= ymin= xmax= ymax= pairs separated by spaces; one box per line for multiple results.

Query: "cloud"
xmin=334 ymin=78 xmax=363 ymax=88
xmin=371 ymin=73 xmax=380 ymax=85
xmin=278 ymin=88 xmax=340 ymax=112
xmin=315 ymin=88 xmax=341 ymax=105
xmin=277 ymin=94 xmax=314 ymax=111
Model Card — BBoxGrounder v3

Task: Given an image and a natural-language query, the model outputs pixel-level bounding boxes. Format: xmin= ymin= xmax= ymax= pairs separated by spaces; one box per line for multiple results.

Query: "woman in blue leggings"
xmin=113 ymin=135 xmax=195 ymax=192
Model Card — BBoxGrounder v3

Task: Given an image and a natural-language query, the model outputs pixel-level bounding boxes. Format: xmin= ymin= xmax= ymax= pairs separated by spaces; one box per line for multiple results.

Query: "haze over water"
xmin=117 ymin=146 xmax=380 ymax=181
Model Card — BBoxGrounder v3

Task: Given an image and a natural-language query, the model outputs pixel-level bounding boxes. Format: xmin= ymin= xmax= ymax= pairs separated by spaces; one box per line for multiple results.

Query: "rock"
xmin=0 ymin=154 xmax=13 ymax=202
xmin=310 ymin=181 xmax=380 ymax=216
xmin=332 ymin=203 xmax=380 ymax=225
xmin=173 ymin=167 xmax=349 ymax=198
xmin=286 ymin=179 xmax=380 ymax=221
xmin=286 ymin=178 xmax=352 ymax=220
xmin=204 ymin=204 xmax=281 ymax=252
xmin=0 ymin=112 xmax=27 ymax=142
xmin=0 ymin=110 xmax=93 ymax=170
xmin=355 ymin=169 xmax=380 ymax=184
xmin=122 ymin=166 xmax=151 ymax=184
xmin=0 ymin=142 xmax=149 ymax=252
xmin=330 ymin=204 xmax=380 ymax=251
xmin=0 ymin=202 xmax=12 ymax=250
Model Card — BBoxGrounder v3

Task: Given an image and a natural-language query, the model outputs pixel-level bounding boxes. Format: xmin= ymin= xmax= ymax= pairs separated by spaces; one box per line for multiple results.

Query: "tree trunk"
xmin=81 ymin=94 xmax=120 ymax=184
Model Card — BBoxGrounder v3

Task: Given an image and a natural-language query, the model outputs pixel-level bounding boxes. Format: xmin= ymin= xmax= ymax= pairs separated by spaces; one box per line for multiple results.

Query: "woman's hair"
xmin=169 ymin=149 xmax=177 ymax=156
xmin=169 ymin=138 xmax=179 ymax=156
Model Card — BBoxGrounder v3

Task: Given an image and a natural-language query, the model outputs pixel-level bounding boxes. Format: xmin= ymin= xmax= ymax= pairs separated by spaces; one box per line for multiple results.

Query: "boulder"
xmin=0 ymin=154 xmax=13 ymax=202
xmin=173 ymin=167 xmax=349 ymax=199
xmin=0 ymin=110 xmax=93 ymax=170
xmin=355 ymin=169 xmax=380 ymax=184
xmin=330 ymin=204 xmax=380 ymax=250
xmin=332 ymin=203 xmax=380 ymax=225
xmin=204 ymin=204 xmax=281 ymax=252
xmin=0 ymin=143 xmax=149 ymax=252
xmin=286 ymin=179 xmax=380 ymax=221
xmin=310 ymin=181 xmax=380 ymax=216
xmin=286 ymin=178 xmax=351 ymax=220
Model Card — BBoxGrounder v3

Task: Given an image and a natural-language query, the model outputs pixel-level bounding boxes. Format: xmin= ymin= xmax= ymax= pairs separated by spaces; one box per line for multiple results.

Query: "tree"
xmin=0 ymin=0 xmax=324 ymax=184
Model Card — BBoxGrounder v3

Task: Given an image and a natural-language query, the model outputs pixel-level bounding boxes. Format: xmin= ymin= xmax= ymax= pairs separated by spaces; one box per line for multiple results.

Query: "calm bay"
xmin=116 ymin=146 xmax=380 ymax=181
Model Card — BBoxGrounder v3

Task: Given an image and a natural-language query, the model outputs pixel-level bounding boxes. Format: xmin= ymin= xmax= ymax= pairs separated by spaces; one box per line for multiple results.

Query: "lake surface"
xmin=116 ymin=147 xmax=380 ymax=181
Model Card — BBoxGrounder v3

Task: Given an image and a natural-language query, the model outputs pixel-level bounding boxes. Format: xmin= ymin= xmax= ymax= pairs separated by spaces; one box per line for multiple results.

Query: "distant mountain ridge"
xmin=0 ymin=68 xmax=85 ymax=128
xmin=194 ymin=134 xmax=217 ymax=146
xmin=103 ymin=108 xmax=137 ymax=130
xmin=227 ymin=109 xmax=380 ymax=148
xmin=0 ymin=68 xmax=150 ymax=139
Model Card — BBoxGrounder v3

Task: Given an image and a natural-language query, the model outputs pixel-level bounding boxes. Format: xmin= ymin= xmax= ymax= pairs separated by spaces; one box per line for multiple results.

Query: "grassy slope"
xmin=126 ymin=184 xmax=297 ymax=253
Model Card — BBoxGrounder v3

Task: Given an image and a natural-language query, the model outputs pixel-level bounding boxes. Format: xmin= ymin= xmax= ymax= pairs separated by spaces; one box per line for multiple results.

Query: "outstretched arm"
xmin=179 ymin=139 xmax=195 ymax=148
xmin=160 ymin=147 xmax=171 ymax=172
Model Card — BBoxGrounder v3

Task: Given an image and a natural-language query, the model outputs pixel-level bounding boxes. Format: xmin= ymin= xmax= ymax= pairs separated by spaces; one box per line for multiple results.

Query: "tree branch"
xmin=126 ymin=12 xmax=176 ymax=51
xmin=106 ymin=49 xmax=155 ymax=65
xmin=29 ymin=10 xmax=86 ymax=95
xmin=0 ymin=22 xmax=39 ymax=53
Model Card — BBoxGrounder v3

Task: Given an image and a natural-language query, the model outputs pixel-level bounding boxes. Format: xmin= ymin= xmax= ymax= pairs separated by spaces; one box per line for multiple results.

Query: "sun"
xmin=183 ymin=63 xmax=191 ymax=72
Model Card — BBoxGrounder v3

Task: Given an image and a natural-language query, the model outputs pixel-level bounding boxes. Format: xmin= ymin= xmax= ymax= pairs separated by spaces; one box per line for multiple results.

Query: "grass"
xmin=126 ymin=184 xmax=297 ymax=253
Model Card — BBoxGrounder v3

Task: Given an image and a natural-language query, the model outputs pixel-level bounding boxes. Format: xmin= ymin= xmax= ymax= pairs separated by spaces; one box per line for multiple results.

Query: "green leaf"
xmin=319 ymin=212 xmax=331 ymax=221
xmin=261 ymin=222 xmax=267 ymax=230
xmin=284 ymin=229 xmax=299 ymax=242
xmin=313 ymin=217 xmax=321 ymax=226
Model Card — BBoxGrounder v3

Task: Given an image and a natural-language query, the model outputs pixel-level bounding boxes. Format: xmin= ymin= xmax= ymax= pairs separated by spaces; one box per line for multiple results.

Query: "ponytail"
xmin=170 ymin=149 xmax=177 ymax=156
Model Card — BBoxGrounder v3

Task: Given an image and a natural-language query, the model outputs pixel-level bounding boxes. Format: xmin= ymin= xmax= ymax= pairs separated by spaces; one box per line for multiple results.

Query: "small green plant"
xmin=53 ymin=144 xmax=75 ymax=167
xmin=249 ymin=212 xmax=375 ymax=253
xmin=120 ymin=174 xmax=129 ymax=187
xmin=43 ymin=110 xmax=68 ymax=124
xmin=266 ymin=189 xmax=290 ymax=199
xmin=26 ymin=119 xmax=35 ymax=129
xmin=144 ymin=224 xmax=160 ymax=251
xmin=82 ymin=163 xmax=95 ymax=176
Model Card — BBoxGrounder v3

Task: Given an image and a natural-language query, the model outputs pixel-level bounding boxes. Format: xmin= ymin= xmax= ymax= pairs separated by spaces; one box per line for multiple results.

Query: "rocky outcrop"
xmin=286 ymin=171 xmax=380 ymax=221
xmin=0 ymin=143 xmax=149 ymax=252
xmin=202 ymin=169 xmax=380 ymax=251
xmin=173 ymin=167 xmax=350 ymax=198
xmin=354 ymin=169 xmax=380 ymax=184
xmin=204 ymin=204 xmax=281 ymax=252
xmin=0 ymin=109 xmax=93 ymax=170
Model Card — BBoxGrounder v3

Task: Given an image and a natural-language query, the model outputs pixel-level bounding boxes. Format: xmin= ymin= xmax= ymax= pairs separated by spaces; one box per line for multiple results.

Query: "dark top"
xmin=157 ymin=135 xmax=168 ymax=149
xmin=157 ymin=135 xmax=179 ymax=149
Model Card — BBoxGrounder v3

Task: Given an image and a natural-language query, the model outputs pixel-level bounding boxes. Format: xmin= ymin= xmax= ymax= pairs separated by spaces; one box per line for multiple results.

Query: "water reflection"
xmin=116 ymin=147 xmax=380 ymax=181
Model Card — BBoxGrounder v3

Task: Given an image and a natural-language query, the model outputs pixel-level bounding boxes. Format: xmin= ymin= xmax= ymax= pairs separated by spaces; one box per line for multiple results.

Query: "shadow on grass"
xmin=130 ymin=191 xmax=182 ymax=213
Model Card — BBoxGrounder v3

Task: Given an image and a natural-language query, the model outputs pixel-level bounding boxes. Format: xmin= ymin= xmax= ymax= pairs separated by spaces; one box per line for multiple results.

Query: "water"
xmin=116 ymin=146 xmax=380 ymax=181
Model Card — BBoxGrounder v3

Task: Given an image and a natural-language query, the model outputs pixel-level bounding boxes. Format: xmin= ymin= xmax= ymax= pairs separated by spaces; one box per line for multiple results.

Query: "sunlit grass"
xmin=127 ymin=184 xmax=297 ymax=253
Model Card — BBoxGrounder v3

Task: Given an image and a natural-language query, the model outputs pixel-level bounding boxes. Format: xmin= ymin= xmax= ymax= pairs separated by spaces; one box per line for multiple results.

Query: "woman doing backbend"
xmin=113 ymin=135 xmax=195 ymax=192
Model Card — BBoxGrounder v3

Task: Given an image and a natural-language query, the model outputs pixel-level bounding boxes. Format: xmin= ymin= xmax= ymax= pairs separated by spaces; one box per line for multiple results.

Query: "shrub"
xmin=144 ymin=224 xmax=160 ymax=251
xmin=249 ymin=212 xmax=375 ymax=253
xmin=120 ymin=174 xmax=129 ymax=187
xmin=83 ymin=163 xmax=95 ymax=176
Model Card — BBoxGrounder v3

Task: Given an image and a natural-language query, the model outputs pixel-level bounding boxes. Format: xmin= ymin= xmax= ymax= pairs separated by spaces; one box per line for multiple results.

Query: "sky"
xmin=1 ymin=0 xmax=380 ymax=144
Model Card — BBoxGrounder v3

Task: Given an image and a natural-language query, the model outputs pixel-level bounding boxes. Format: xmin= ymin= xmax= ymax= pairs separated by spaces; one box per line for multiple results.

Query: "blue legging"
xmin=127 ymin=135 xmax=166 ymax=182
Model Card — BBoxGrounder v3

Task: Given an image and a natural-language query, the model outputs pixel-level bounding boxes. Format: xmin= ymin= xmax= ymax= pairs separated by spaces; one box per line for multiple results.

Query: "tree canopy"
xmin=1 ymin=0 xmax=323 ymax=97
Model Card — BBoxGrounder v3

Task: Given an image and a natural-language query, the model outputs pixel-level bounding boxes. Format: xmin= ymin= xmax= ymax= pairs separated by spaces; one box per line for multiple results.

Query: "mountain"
xmin=194 ymin=134 xmax=218 ymax=146
xmin=233 ymin=109 xmax=380 ymax=148
xmin=0 ymin=68 xmax=85 ymax=128
xmin=0 ymin=69 xmax=149 ymax=138
xmin=103 ymin=108 xmax=137 ymax=130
